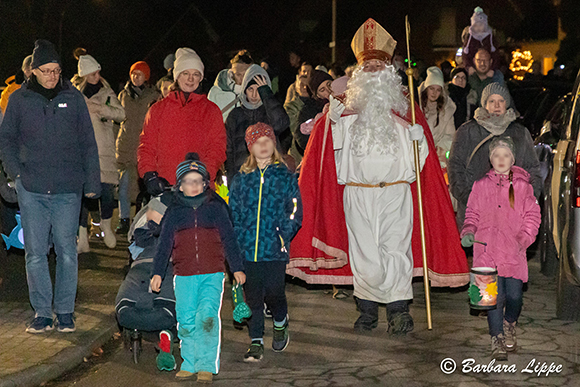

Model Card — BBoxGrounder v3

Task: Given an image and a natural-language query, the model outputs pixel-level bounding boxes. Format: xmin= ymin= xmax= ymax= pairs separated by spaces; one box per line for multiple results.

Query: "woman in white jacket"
xmin=419 ymin=66 xmax=456 ymax=168
xmin=75 ymin=55 xmax=126 ymax=252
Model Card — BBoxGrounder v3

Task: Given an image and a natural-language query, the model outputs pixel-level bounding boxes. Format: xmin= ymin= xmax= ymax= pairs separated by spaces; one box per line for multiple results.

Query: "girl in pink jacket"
xmin=461 ymin=136 xmax=540 ymax=361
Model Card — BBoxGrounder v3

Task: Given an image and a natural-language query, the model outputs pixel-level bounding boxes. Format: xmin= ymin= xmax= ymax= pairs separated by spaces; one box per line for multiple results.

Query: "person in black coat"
xmin=447 ymin=67 xmax=477 ymax=129
xmin=225 ymin=64 xmax=289 ymax=183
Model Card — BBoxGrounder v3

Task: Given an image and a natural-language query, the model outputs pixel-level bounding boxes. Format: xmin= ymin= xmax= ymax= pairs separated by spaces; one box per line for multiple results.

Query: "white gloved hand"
xmin=328 ymin=95 xmax=346 ymax=123
xmin=409 ymin=124 xmax=424 ymax=141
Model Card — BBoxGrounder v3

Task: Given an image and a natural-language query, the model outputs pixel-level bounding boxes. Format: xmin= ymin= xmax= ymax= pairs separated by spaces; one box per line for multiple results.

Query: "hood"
xmin=214 ymin=69 xmax=235 ymax=92
xmin=240 ymin=64 xmax=271 ymax=110
xmin=486 ymin=165 xmax=530 ymax=183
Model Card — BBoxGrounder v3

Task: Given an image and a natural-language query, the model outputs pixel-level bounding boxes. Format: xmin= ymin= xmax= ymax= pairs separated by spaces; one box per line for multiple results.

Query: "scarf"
xmin=83 ymin=81 xmax=103 ymax=99
xmin=176 ymin=190 xmax=207 ymax=209
xmin=126 ymin=81 xmax=145 ymax=99
xmin=474 ymin=107 xmax=517 ymax=136
xmin=28 ymin=75 xmax=62 ymax=100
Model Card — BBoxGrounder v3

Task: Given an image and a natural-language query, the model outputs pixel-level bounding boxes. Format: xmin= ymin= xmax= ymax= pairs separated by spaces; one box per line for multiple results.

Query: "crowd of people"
xmin=0 ymin=6 xmax=546 ymax=384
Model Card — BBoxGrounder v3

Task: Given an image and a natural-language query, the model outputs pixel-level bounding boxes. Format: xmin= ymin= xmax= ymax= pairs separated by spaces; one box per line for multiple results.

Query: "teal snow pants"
xmin=173 ymin=272 xmax=225 ymax=374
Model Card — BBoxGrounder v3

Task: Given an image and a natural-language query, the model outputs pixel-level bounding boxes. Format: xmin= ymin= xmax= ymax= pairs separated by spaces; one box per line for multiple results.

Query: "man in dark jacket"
xmin=225 ymin=64 xmax=289 ymax=183
xmin=0 ymin=40 xmax=101 ymax=334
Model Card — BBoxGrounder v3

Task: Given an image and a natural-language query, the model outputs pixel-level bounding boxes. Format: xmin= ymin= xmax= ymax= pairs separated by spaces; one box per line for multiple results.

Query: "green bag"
xmin=232 ymin=281 xmax=252 ymax=323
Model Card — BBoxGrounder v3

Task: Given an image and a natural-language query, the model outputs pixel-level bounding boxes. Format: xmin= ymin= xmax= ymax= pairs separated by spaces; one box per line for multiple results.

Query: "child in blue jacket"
xmin=229 ymin=122 xmax=302 ymax=362
xmin=150 ymin=153 xmax=246 ymax=383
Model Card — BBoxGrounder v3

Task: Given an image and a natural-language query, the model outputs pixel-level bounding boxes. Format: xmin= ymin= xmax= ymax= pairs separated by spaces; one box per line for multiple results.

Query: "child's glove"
xmin=461 ymin=233 xmax=475 ymax=247
xmin=232 ymin=281 xmax=252 ymax=323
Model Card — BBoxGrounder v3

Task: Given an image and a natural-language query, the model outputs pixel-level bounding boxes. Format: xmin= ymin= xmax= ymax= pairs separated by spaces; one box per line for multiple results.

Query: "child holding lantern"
xmin=461 ymin=136 xmax=540 ymax=361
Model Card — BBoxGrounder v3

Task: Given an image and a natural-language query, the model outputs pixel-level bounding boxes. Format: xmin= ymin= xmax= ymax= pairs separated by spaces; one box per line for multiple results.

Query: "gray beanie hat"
xmin=481 ymin=82 xmax=511 ymax=108
xmin=489 ymin=136 xmax=515 ymax=161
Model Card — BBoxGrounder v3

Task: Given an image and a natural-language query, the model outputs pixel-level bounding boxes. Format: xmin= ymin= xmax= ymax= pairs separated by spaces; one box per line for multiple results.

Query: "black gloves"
xmin=144 ymin=171 xmax=170 ymax=196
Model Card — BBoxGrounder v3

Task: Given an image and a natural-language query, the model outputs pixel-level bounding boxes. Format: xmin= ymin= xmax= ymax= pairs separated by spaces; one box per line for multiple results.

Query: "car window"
xmin=546 ymin=97 xmax=567 ymax=138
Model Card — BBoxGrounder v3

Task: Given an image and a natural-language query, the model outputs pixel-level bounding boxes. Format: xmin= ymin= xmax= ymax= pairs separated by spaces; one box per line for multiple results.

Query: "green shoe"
xmin=156 ymin=330 xmax=176 ymax=371
xmin=244 ymin=341 xmax=264 ymax=362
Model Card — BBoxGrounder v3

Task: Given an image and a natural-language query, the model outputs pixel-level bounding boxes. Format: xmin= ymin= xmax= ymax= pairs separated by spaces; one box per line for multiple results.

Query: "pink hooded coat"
xmin=461 ymin=166 xmax=540 ymax=282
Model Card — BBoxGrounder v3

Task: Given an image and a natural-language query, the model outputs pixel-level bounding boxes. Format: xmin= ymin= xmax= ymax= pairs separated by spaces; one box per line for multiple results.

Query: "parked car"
xmin=535 ymin=71 xmax=580 ymax=321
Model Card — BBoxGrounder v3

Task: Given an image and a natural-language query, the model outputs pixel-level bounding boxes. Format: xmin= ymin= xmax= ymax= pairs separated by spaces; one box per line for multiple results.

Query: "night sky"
xmin=0 ymin=0 xmax=558 ymax=91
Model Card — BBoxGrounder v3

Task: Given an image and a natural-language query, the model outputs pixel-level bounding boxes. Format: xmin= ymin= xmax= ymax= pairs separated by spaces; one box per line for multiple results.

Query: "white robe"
xmin=332 ymin=114 xmax=429 ymax=304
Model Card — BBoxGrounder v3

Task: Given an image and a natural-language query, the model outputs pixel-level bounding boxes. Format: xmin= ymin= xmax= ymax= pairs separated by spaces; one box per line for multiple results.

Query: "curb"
xmin=0 ymin=314 xmax=118 ymax=387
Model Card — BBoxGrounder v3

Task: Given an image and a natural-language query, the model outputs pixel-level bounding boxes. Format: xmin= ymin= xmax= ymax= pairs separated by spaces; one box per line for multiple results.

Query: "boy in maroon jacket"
xmin=151 ymin=153 xmax=245 ymax=383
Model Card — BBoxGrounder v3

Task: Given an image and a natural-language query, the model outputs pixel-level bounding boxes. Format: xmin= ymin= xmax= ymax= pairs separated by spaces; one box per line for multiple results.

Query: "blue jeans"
xmin=488 ymin=276 xmax=524 ymax=336
xmin=118 ymin=167 xmax=132 ymax=219
xmin=173 ymin=272 xmax=225 ymax=374
xmin=17 ymin=179 xmax=82 ymax=318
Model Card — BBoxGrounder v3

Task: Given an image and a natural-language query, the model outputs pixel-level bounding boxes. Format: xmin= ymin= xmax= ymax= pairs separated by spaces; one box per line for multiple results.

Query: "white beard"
xmin=345 ymin=65 xmax=409 ymax=156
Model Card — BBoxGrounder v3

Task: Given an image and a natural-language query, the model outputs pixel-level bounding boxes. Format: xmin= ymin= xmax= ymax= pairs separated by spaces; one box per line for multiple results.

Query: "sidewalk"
xmin=0 ymin=237 xmax=128 ymax=387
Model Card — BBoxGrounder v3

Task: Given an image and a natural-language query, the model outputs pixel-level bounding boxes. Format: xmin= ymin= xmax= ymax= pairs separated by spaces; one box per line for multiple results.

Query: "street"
xmin=42 ymin=250 xmax=580 ymax=387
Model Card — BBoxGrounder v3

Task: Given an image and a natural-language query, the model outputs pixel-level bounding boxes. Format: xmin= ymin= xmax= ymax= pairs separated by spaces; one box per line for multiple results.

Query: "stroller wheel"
xmin=129 ymin=329 xmax=142 ymax=364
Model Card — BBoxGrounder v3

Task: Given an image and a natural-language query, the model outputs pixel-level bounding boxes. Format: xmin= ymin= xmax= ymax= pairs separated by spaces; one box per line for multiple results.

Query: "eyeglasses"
xmin=37 ymin=68 xmax=62 ymax=76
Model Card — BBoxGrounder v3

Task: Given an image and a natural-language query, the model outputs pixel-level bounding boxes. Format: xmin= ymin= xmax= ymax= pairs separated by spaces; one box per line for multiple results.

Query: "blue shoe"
xmin=26 ymin=316 xmax=54 ymax=334
xmin=56 ymin=313 xmax=76 ymax=333
xmin=272 ymin=318 xmax=289 ymax=352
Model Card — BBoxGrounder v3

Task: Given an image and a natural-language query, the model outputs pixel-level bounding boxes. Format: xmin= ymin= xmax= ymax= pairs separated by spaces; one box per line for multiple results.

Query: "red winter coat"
xmin=138 ymin=91 xmax=226 ymax=185
xmin=461 ymin=166 xmax=541 ymax=282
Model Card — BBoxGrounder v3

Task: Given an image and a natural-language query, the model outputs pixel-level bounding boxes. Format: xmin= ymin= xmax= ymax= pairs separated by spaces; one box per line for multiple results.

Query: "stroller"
xmin=115 ymin=195 xmax=176 ymax=364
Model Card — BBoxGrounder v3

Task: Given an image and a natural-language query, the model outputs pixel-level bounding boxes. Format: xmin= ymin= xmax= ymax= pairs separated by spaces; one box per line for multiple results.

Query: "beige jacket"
xmin=84 ymin=86 xmax=126 ymax=184
xmin=116 ymin=84 xmax=159 ymax=168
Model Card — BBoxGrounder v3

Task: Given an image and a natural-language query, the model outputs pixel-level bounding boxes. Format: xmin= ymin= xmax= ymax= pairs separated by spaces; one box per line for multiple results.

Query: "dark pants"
xmin=244 ymin=260 xmax=287 ymax=340
xmin=80 ymin=183 xmax=116 ymax=226
xmin=488 ymin=276 xmax=523 ymax=336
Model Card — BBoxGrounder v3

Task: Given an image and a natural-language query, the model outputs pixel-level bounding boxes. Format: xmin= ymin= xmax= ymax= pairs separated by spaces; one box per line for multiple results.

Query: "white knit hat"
xmin=78 ymin=55 xmax=101 ymax=77
xmin=173 ymin=48 xmax=204 ymax=80
xmin=423 ymin=67 xmax=445 ymax=89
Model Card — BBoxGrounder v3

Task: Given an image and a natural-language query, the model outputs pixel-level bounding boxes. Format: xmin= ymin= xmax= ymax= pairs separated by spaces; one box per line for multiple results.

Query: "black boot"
xmin=353 ymin=297 xmax=379 ymax=332
xmin=116 ymin=218 xmax=130 ymax=235
xmin=386 ymin=300 xmax=414 ymax=335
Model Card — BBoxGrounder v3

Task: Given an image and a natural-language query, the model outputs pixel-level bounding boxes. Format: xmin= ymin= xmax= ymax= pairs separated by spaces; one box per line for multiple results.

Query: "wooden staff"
xmin=405 ymin=15 xmax=433 ymax=330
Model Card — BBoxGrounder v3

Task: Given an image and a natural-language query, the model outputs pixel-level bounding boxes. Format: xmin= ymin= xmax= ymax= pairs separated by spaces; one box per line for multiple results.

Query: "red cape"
xmin=288 ymin=104 xmax=469 ymax=287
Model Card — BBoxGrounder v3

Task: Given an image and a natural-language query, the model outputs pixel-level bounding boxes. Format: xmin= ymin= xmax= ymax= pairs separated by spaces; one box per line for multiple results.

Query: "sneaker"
xmin=503 ymin=320 xmax=517 ymax=352
xmin=197 ymin=371 xmax=213 ymax=384
xmin=263 ymin=304 xmax=272 ymax=319
xmin=272 ymin=319 xmax=289 ymax=352
xmin=116 ymin=218 xmax=130 ymax=235
xmin=491 ymin=334 xmax=508 ymax=361
xmin=26 ymin=317 xmax=54 ymax=334
xmin=56 ymin=313 xmax=76 ymax=333
xmin=243 ymin=341 xmax=264 ymax=362
xmin=156 ymin=330 xmax=176 ymax=371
